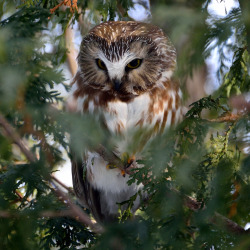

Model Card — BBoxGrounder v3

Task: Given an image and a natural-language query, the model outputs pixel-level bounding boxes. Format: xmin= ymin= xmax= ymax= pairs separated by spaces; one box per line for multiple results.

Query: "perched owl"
xmin=69 ymin=21 xmax=182 ymax=223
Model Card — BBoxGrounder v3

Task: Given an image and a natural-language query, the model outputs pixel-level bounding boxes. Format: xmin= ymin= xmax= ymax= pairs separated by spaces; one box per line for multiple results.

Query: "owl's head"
xmin=76 ymin=21 xmax=176 ymax=101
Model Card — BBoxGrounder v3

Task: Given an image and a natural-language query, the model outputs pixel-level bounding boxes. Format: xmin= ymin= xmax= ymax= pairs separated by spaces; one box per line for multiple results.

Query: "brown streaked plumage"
xmin=69 ymin=21 xmax=182 ymax=223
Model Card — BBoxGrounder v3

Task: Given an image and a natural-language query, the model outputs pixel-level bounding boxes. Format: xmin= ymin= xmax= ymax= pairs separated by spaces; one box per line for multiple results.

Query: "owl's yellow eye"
xmin=126 ymin=59 xmax=142 ymax=70
xmin=96 ymin=59 xmax=107 ymax=70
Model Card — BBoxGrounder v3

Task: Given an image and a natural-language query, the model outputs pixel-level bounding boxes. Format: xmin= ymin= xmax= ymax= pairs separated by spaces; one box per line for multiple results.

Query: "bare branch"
xmin=213 ymin=212 xmax=250 ymax=235
xmin=205 ymin=113 xmax=242 ymax=123
xmin=51 ymin=181 xmax=104 ymax=233
xmin=65 ymin=24 xmax=78 ymax=77
xmin=229 ymin=95 xmax=250 ymax=113
xmin=182 ymin=192 xmax=249 ymax=235
xmin=0 ymin=112 xmax=104 ymax=233
xmin=52 ymin=175 xmax=75 ymax=195
xmin=183 ymin=193 xmax=203 ymax=211
xmin=0 ymin=211 xmax=12 ymax=218
xmin=0 ymin=112 xmax=248 ymax=235
xmin=0 ymin=114 xmax=37 ymax=162
xmin=0 ymin=210 xmax=73 ymax=218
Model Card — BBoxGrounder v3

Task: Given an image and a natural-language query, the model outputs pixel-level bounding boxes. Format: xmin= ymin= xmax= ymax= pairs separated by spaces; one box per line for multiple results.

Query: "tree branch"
xmin=212 ymin=212 xmax=249 ymax=235
xmin=204 ymin=113 xmax=243 ymax=123
xmin=182 ymin=192 xmax=250 ymax=235
xmin=0 ymin=112 xmax=103 ymax=234
xmin=51 ymin=181 xmax=104 ymax=233
xmin=0 ymin=114 xmax=37 ymax=162
xmin=51 ymin=175 xmax=75 ymax=195
xmin=0 ymin=209 xmax=73 ymax=219
xmin=0 ymin=112 xmax=248 ymax=235
xmin=65 ymin=23 xmax=78 ymax=77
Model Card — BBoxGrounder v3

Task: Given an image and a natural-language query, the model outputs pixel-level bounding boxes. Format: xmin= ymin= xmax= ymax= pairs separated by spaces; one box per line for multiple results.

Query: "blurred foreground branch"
xmin=0 ymin=115 xmax=36 ymax=162
xmin=0 ymin=113 xmax=248 ymax=235
xmin=182 ymin=192 xmax=250 ymax=235
xmin=0 ymin=209 xmax=73 ymax=219
xmin=51 ymin=181 xmax=104 ymax=233
xmin=0 ymin=113 xmax=103 ymax=234
xmin=206 ymin=113 xmax=242 ymax=123
xmin=52 ymin=175 xmax=75 ymax=195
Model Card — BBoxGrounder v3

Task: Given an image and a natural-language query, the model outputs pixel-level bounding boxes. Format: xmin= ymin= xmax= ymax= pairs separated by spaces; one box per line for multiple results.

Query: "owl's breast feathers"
xmin=71 ymin=71 xmax=182 ymax=136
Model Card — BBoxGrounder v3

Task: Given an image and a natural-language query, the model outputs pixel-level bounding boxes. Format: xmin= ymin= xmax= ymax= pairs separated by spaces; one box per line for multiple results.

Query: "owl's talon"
xmin=125 ymin=155 xmax=135 ymax=169
xmin=125 ymin=161 xmax=133 ymax=169
xmin=121 ymin=170 xmax=126 ymax=177
xmin=127 ymin=155 xmax=135 ymax=164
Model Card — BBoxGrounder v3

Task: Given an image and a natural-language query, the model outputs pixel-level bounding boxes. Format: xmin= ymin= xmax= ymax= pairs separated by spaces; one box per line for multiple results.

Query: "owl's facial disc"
xmin=96 ymin=58 xmax=122 ymax=90
xmin=96 ymin=52 xmax=143 ymax=92
xmin=77 ymin=21 xmax=177 ymax=99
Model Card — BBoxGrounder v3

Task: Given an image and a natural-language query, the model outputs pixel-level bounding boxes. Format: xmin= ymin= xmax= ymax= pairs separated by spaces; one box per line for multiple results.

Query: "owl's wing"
xmin=71 ymin=153 xmax=121 ymax=223
xmin=71 ymin=156 xmax=104 ymax=222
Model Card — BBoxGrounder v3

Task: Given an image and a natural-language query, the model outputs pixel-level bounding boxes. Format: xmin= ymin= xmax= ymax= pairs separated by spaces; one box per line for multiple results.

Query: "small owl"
xmin=69 ymin=21 xmax=182 ymax=223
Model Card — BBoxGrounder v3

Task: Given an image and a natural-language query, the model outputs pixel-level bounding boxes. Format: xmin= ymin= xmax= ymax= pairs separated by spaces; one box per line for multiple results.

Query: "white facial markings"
xmin=98 ymin=51 xmax=136 ymax=81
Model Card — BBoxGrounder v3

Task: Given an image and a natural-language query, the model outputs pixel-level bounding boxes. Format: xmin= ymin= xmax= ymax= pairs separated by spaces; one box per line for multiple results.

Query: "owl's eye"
xmin=126 ymin=59 xmax=142 ymax=70
xmin=96 ymin=59 xmax=107 ymax=70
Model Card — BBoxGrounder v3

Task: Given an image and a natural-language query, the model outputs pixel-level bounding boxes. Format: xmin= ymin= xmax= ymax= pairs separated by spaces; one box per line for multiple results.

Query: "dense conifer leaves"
xmin=0 ymin=1 xmax=249 ymax=249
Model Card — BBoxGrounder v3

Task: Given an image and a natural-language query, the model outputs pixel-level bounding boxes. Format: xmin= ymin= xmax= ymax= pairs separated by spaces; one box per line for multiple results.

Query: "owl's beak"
xmin=113 ymin=79 xmax=122 ymax=91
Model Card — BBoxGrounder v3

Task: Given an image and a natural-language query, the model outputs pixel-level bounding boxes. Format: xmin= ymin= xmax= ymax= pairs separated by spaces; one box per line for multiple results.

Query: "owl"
xmin=69 ymin=21 xmax=182 ymax=223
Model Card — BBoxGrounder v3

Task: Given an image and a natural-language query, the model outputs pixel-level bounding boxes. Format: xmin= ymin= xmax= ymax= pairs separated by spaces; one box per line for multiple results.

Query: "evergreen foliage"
xmin=0 ymin=0 xmax=249 ymax=249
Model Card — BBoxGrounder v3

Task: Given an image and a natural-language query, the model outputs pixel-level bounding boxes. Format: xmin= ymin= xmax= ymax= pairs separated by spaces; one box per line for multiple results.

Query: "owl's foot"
xmin=124 ymin=155 xmax=135 ymax=169
xmin=106 ymin=164 xmax=126 ymax=178
xmin=120 ymin=153 xmax=135 ymax=168
xmin=127 ymin=155 xmax=135 ymax=165
xmin=121 ymin=169 xmax=126 ymax=177
xmin=106 ymin=154 xmax=136 ymax=177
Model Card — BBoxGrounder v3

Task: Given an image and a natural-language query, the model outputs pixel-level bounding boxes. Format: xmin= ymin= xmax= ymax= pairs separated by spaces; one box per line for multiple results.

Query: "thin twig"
xmin=0 ymin=211 xmax=11 ymax=218
xmin=0 ymin=112 xmax=248 ymax=235
xmin=52 ymin=175 xmax=75 ymax=195
xmin=41 ymin=210 xmax=74 ymax=218
xmin=182 ymin=192 xmax=249 ymax=235
xmin=183 ymin=193 xmax=203 ymax=211
xmin=0 ymin=210 xmax=73 ymax=218
xmin=0 ymin=114 xmax=36 ymax=162
xmin=205 ymin=113 xmax=243 ymax=123
xmin=51 ymin=181 xmax=104 ymax=233
xmin=15 ymin=190 xmax=31 ymax=202
xmin=0 ymin=112 xmax=103 ymax=233
xmin=213 ymin=212 xmax=249 ymax=235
